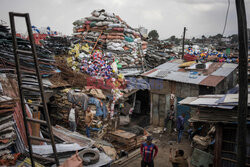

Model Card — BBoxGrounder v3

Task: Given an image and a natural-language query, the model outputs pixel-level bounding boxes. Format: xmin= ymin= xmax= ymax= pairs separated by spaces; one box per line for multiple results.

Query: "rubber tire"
xmin=78 ymin=149 xmax=100 ymax=165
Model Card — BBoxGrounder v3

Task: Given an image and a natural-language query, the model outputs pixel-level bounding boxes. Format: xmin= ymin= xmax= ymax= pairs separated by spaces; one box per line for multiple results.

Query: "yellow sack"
xmin=81 ymin=44 xmax=90 ymax=53
xmin=179 ymin=61 xmax=196 ymax=68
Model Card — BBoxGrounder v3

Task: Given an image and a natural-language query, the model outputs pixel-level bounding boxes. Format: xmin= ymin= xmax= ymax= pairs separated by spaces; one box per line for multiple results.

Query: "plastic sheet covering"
xmin=32 ymin=143 xmax=83 ymax=156
xmin=67 ymin=90 xmax=89 ymax=110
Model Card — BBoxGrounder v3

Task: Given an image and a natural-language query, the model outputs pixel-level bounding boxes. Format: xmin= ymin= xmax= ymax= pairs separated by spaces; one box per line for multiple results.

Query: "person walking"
xmin=169 ymin=149 xmax=188 ymax=167
xmin=68 ymin=103 xmax=78 ymax=132
xmin=85 ymin=106 xmax=93 ymax=138
xmin=177 ymin=113 xmax=185 ymax=143
xmin=140 ymin=136 xmax=158 ymax=167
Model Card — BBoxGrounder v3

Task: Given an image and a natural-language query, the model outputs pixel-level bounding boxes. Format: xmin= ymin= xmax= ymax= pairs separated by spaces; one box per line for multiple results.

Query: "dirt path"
xmin=124 ymin=132 xmax=194 ymax=167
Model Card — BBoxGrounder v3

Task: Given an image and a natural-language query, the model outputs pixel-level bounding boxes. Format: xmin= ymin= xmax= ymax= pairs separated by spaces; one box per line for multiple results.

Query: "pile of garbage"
xmin=0 ymin=24 xmax=58 ymax=76
xmin=0 ymin=96 xmax=20 ymax=166
xmin=69 ymin=9 xmax=148 ymax=77
xmin=145 ymin=40 xmax=176 ymax=68
xmin=42 ymin=36 xmax=71 ymax=55
xmin=184 ymin=47 xmax=238 ymax=63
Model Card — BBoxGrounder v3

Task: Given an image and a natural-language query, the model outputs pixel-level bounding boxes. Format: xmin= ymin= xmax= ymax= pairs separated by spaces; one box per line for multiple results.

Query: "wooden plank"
xmin=181 ymin=83 xmax=191 ymax=98
xmin=170 ymin=81 xmax=176 ymax=94
xmin=110 ymin=130 xmax=136 ymax=139
xmin=152 ymin=94 xmax=159 ymax=126
xmin=0 ymin=109 xmax=15 ymax=114
xmin=221 ymin=157 xmax=250 ymax=166
xmin=190 ymin=84 xmax=199 ymax=97
xmin=165 ymin=94 xmax=170 ymax=119
xmin=214 ymin=124 xmax=222 ymax=167
xmin=175 ymin=82 xmax=182 ymax=97
xmin=30 ymin=111 xmax=41 ymax=145
xmin=159 ymin=94 xmax=166 ymax=126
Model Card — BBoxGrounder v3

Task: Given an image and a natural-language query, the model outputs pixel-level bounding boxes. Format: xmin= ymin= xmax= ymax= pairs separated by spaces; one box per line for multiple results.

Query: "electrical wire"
xmin=222 ymin=0 xmax=231 ymax=36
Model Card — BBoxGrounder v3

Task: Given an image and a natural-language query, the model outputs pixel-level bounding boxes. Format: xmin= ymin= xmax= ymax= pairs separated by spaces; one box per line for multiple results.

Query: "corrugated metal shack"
xmin=179 ymin=89 xmax=250 ymax=167
xmin=141 ymin=60 xmax=238 ymax=126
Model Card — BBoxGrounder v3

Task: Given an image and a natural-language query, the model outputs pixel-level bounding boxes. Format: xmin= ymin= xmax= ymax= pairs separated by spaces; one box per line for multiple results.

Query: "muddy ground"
xmin=124 ymin=131 xmax=194 ymax=167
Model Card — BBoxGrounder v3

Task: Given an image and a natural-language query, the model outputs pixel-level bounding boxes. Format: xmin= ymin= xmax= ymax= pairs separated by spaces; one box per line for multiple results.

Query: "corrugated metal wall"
xmin=151 ymin=94 xmax=191 ymax=127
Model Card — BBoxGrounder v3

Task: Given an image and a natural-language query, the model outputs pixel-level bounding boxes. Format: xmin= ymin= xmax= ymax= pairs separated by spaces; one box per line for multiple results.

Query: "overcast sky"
xmin=1 ymin=0 xmax=249 ymax=39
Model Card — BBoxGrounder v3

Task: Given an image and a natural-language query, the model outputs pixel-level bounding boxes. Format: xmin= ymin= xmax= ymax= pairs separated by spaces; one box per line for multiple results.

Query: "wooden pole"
xmin=235 ymin=0 xmax=248 ymax=166
xmin=214 ymin=124 xmax=222 ymax=167
xmin=182 ymin=27 xmax=187 ymax=59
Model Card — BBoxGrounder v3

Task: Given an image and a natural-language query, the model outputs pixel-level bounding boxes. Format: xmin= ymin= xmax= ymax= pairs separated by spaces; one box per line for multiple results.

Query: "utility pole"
xmin=235 ymin=0 xmax=248 ymax=166
xmin=182 ymin=27 xmax=187 ymax=59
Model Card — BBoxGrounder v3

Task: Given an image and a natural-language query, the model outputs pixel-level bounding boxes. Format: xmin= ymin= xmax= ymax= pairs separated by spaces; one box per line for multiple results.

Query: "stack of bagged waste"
xmin=42 ymin=36 xmax=71 ymax=55
xmin=0 ymin=24 xmax=59 ymax=76
xmin=69 ymin=9 xmax=148 ymax=76
xmin=0 ymin=96 xmax=20 ymax=166
xmin=145 ymin=40 xmax=176 ymax=69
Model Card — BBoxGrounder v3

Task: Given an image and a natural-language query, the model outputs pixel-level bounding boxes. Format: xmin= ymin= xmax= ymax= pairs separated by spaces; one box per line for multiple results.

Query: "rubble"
xmin=0 ymin=96 xmax=20 ymax=166
xmin=104 ymin=129 xmax=146 ymax=153
xmin=0 ymin=24 xmax=59 ymax=76
xmin=145 ymin=40 xmax=177 ymax=68
xmin=42 ymin=36 xmax=71 ymax=55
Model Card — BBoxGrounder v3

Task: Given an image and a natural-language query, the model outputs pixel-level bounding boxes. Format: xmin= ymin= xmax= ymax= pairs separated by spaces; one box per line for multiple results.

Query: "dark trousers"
xmin=86 ymin=126 xmax=90 ymax=137
xmin=69 ymin=121 xmax=76 ymax=132
xmin=141 ymin=160 xmax=154 ymax=167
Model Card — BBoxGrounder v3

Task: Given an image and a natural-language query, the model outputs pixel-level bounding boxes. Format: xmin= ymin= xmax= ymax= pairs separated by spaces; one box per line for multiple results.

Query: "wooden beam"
xmin=214 ymin=124 xmax=222 ymax=167
xmin=235 ymin=0 xmax=248 ymax=166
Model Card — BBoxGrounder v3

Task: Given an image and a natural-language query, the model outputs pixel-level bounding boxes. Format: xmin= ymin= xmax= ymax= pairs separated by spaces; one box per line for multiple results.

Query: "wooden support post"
xmin=214 ymin=124 xmax=222 ymax=167
xmin=235 ymin=0 xmax=248 ymax=166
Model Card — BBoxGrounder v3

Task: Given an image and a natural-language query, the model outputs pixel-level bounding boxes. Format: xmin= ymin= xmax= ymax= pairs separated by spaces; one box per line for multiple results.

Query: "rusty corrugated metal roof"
xmin=199 ymin=75 xmax=225 ymax=87
xmin=142 ymin=61 xmax=238 ymax=87
xmin=141 ymin=69 xmax=158 ymax=76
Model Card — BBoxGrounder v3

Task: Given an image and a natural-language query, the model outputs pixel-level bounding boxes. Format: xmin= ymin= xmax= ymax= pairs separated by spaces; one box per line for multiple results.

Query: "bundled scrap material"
xmin=184 ymin=47 xmax=238 ymax=63
xmin=50 ymin=88 xmax=109 ymax=138
xmin=0 ymin=24 xmax=58 ymax=76
xmin=145 ymin=40 xmax=176 ymax=68
xmin=104 ymin=129 xmax=146 ymax=153
xmin=69 ymin=9 xmax=148 ymax=77
xmin=42 ymin=36 xmax=71 ymax=55
xmin=0 ymin=96 xmax=20 ymax=166
xmin=49 ymin=89 xmax=73 ymax=126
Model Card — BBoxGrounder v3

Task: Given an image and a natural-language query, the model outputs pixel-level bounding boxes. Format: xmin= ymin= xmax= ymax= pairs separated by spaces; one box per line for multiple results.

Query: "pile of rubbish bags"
xmin=0 ymin=24 xmax=58 ymax=76
xmin=69 ymin=9 xmax=148 ymax=77
xmin=184 ymin=47 xmax=238 ymax=63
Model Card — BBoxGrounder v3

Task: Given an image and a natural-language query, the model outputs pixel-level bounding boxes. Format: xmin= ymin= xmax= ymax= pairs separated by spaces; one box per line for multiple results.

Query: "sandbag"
xmin=125 ymin=36 xmax=134 ymax=42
